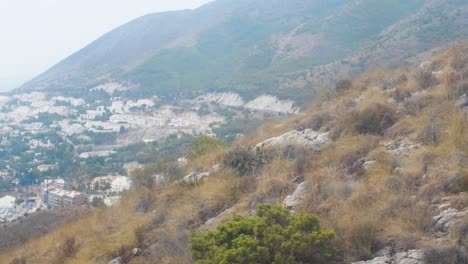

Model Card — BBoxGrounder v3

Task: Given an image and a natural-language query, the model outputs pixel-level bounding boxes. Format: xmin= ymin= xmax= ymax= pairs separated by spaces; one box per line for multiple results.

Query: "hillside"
xmin=17 ymin=0 xmax=468 ymax=103
xmin=1 ymin=45 xmax=467 ymax=264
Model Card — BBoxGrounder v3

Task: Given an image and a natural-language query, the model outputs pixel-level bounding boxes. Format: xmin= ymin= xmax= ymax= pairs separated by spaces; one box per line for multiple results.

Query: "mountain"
xmin=2 ymin=44 xmax=467 ymax=264
xmin=18 ymin=0 xmax=468 ymax=103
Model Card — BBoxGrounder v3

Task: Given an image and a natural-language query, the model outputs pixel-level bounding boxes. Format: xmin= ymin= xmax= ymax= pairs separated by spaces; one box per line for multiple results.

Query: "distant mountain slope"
xmin=18 ymin=0 xmax=467 ymax=103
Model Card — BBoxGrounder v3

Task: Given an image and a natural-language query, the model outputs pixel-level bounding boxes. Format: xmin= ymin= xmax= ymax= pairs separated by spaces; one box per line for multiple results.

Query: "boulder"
xmin=283 ymin=181 xmax=308 ymax=212
xmin=256 ymin=129 xmax=329 ymax=151
xmin=352 ymin=250 xmax=425 ymax=264
xmin=202 ymin=207 xmax=237 ymax=230
xmin=132 ymin=248 xmax=142 ymax=256
xmin=107 ymin=257 xmax=123 ymax=264
xmin=181 ymin=164 xmax=221 ymax=183
xmin=352 ymin=256 xmax=391 ymax=264
xmin=433 ymin=208 xmax=468 ymax=232
xmin=394 ymin=250 xmax=424 ymax=264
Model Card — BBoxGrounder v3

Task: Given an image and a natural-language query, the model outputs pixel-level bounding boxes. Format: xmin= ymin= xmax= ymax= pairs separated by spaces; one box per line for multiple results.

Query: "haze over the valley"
xmin=0 ymin=0 xmax=212 ymax=92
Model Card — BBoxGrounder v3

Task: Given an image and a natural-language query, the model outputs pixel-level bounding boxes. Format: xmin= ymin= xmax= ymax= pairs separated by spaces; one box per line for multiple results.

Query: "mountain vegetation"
xmin=1 ymin=44 xmax=466 ymax=264
xmin=18 ymin=0 xmax=468 ymax=104
xmin=190 ymin=204 xmax=335 ymax=264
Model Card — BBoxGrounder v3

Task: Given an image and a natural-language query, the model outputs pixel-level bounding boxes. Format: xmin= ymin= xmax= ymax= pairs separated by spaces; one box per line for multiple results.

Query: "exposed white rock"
xmin=352 ymin=256 xmax=390 ymax=264
xmin=418 ymin=61 xmax=431 ymax=70
xmin=394 ymin=250 xmax=425 ymax=264
xmin=107 ymin=257 xmax=123 ymax=264
xmin=178 ymin=157 xmax=188 ymax=166
xmin=245 ymin=94 xmax=298 ymax=114
xmin=203 ymin=207 xmax=238 ymax=230
xmin=382 ymin=138 xmax=420 ymax=158
xmin=363 ymin=160 xmax=376 ymax=170
xmin=256 ymin=129 xmax=329 ymax=151
xmin=433 ymin=208 xmax=468 ymax=232
xmin=195 ymin=92 xmax=245 ymax=107
xmin=92 ymin=82 xmax=128 ymax=95
xmin=132 ymin=248 xmax=142 ymax=256
xmin=352 ymin=250 xmax=425 ymax=264
xmin=183 ymin=171 xmax=210 ymax=182
xmin=181 ymin=164 xmax=221 ymax=183
xmin=283 ymin=181 xmax=308 ymax=212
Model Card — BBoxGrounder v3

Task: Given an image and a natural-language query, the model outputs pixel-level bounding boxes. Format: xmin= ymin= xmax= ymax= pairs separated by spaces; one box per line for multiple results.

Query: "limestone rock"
xmin=283 ymin=181 xmax=308 ymax=212
xmin=181 ymin=164 xmax=221 ymax=183
xmin=256 ymin=129 xmax=329 ymax=151
xmin=195 ymin=92 xmax=245 ymax=107
xmin=352 ymin=256 xmax=391 ymax=264
xmin=108 ymin=257 xmax=123 ymax=264
xmin=382 ymin=138 xmax=420 ymax=158
xmin=394 ymin=250 xmax=424 ymax=264
xmin=132 ymin=248 xmax=142 ymax=256
xmin=352 ymin=250 xmax=425 ymax=264
xmin=433 ymin=208 xmax=468 ymax=232
xmin=202 ymin=207 xmax=237 ymax=230
xmin=245 ymin=94 xmax=299 ymax=114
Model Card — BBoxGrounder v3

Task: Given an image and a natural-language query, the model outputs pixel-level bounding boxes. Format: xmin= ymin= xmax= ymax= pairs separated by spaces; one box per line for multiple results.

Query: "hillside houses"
xmin=41 ymin=179 xmax=87 ymax=208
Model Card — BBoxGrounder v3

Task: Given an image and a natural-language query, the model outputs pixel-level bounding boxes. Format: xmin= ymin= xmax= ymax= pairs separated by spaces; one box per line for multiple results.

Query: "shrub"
xmin=193 ymin=135 xmax=225 ymax=157
xmin=424 ymin=246 xmax=468 ymax=264
xmin=354 ymin=103 xmax=398 ymax=135
xmin=60 ymin=237 xmax=77 ymax=258
xmin=335 ymin=79 xmax=353 ymax=94
xmin=451 ymin=53 xmax=467 ymax=71
xmin=9 ymin=258 xmax=27 ymax=264
xmin=417 ymin=123 xmax=440 ymax=145
xmin=415 ymin=70 xmax=438 ymax=89
xmin=461 ymin=173 xmax=468 ymax=192
xmin=223 ymin=146 xmax=261 ymax=176
xmin=190 ymin=204 xmax=335 ymax=264
xmin=301 ymin=112 xmax=333 ymax=131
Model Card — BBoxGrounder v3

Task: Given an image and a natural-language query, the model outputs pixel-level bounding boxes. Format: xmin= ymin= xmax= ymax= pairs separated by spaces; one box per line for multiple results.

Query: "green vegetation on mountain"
xmin=18 ymin=0 xmax=467 ymax=104
xmin=2 ymin=44 xmax=467 ymax=264
xmin=190 ymin=204 xmax=335 ymax=264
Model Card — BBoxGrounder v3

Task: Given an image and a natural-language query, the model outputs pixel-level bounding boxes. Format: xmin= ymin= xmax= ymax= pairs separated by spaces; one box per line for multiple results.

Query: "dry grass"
xmin=2 ymin=45 xmax=468 ymax=264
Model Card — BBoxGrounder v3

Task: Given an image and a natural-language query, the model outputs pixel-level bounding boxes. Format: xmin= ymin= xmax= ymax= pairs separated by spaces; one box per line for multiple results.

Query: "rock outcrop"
xmin=181 ymin=164 xmax=221 ymax=183
xmin=353 ymin=250 xmax=425 ymax=264
xmin=107 ymin=257 xmax=123 ymax=264
xmin=433 ymin=208 xmax=468 ymax=232
xmin=245 ymin=94 xmax=299 ymax=114
xmin=382 ymin=138 xmax=420 ymax=158
xmin=283 ymin=181 xmax=308 ymax=213
xmin=194 ymin=92 xmax=245 ymax=107
xmin=256 ymin=129 xmax=329 ymax=151
xmin=194 ymin=93 xmax=299 ymax=114
xmin=202 ymin=207 xmax=238 ymax=230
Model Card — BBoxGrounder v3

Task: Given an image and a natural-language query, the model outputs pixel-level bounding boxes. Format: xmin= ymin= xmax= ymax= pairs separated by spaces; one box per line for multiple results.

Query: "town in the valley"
xmin=0 ymin=82 xmax=296 ymax=223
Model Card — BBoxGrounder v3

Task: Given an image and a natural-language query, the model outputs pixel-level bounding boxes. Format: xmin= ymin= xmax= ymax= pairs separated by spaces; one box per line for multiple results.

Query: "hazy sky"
xmin=0 ymin=0 xmax=212 ymax=91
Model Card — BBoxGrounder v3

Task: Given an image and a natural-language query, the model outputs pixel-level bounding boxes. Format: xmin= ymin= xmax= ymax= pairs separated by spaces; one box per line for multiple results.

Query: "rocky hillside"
xmin=1 ymin=44 xmax=467 ymax=264
xmin=17 ymin=0 xmax=468 ymax=104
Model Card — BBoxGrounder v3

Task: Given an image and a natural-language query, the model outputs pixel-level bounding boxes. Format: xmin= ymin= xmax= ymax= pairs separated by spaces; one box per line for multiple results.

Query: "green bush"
xmin=193 ymin=135 xmax=225 ymax=157
xmin=223 ymin=146 xmax=261 ymax=176
xmin=354 ymin=103 xmax=398 ymax=135
xmin=190 ymin=204 xmax=335 ymax=264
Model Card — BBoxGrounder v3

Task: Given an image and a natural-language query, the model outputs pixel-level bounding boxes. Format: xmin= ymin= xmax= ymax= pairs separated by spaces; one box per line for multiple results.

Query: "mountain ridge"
xmin=17 ymin=0 xmax=468 ymax=104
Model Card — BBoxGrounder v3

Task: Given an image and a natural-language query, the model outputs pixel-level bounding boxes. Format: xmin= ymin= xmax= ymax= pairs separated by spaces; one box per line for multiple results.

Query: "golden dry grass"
xmin=2 ymin=45 xmax=468 ymax=264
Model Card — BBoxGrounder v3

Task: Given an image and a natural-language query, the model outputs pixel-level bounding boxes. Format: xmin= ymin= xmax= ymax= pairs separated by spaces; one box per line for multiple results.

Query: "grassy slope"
xmin=1 ymin=45 xmax=467 ymax=264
